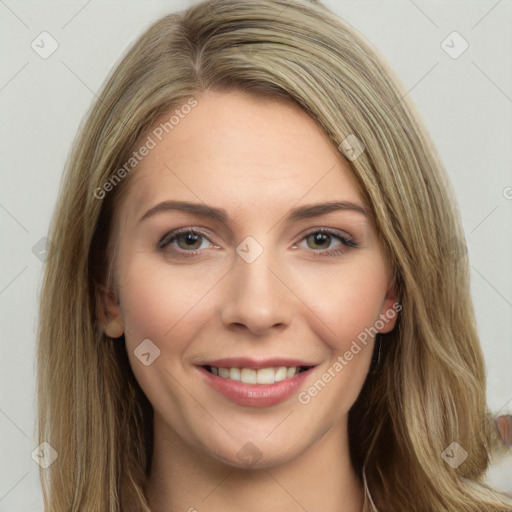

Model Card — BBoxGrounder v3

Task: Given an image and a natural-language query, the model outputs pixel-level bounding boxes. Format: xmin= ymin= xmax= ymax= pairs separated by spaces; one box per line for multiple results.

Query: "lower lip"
xmin=197 ymin=366 xmax=314 ymax=408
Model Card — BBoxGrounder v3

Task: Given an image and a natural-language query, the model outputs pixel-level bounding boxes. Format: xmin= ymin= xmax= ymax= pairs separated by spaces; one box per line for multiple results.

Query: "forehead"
xmin=118 ymin=90 xmax=365 ymax=222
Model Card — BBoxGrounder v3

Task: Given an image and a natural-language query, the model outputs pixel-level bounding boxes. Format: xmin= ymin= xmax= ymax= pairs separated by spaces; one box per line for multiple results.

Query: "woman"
xmin=36 ymin=0 xmax=512 ymax=510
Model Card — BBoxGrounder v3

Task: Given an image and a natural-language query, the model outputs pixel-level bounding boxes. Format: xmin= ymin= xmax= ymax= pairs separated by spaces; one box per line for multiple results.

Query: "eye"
xmin=297 ymin=228 xmax=357 ymax=255
xmin=158 ymin=227 xmax=358 ymax=259
xmin=158 ymin=228 xmax=216 ymax=256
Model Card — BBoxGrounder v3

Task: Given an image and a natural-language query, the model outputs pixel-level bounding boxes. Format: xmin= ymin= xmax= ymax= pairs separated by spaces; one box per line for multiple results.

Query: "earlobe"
xmin=378 ymin=283 xmax=400 ymax=334
xmin=105 ymin=317 xmax=125 ymax=338
xmin=96 ymin=282 xmax=125 ymax=338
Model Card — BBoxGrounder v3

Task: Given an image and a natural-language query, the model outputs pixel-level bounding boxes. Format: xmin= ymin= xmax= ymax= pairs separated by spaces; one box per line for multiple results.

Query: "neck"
xmin=144 ymin=412 xmax=364 ymax=512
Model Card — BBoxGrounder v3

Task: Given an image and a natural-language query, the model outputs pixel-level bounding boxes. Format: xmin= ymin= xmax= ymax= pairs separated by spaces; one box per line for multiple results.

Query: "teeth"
xmin=209 ymin=365 xmax=303 ymax=384
xmin=274 ymin=366 xmax=287 ymax=382
xmin=218 ymin=367 xmax=230 ymax=378
xmin=240 ymin=368 xmax=257 ymax=384
xmin=229 ymin=368 xmax=241 ymax=381
xmin=256 ymin=367 xmax=274 ymax=384
xmin=286 ymin=367 xmax=297 ymax=378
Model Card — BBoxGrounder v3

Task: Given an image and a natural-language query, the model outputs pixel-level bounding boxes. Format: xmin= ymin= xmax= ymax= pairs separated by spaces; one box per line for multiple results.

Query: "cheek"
xmin=117 ymin=256 xmax=219 ymax=348
xmin=116 ymin=257 xmax=218 ymax=416
xmin=293 ymin=256 xmax=390 ymax=353
xmin=293 ymin=263 xmax=388 ymax=416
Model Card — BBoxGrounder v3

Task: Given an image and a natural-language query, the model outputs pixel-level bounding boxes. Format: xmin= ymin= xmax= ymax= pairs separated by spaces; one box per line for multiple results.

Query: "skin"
xmin=102 ymin=90 xmax=398 ymax=512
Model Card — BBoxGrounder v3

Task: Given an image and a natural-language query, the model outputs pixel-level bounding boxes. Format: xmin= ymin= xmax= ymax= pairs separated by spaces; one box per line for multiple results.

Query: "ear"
xmin=377 ymin=282 xmax=401 ymax=334
xmin=96 ymin=282 xmax=124 ymax=339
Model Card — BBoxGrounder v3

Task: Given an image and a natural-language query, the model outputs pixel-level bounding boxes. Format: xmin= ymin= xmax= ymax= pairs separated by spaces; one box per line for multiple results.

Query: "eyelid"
xmin=294 ymin=227 xmax=358 ymax=254
xmin=158 ymin=226 xmax=358 ymax=257
xmin=299 ymin=226 xmax=355 ymax=243
xmin=158 ymin=227 xmax=215 ymax=250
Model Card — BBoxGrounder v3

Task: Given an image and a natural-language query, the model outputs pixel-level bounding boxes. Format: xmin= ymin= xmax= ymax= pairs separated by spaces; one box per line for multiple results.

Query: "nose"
xmin=220 ymin=245 xmax=294 ymax=336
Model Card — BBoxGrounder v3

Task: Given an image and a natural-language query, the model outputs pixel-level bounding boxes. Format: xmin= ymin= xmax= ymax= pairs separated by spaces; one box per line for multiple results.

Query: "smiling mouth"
xmin=202 ymin=365 xmax=312 ymax=385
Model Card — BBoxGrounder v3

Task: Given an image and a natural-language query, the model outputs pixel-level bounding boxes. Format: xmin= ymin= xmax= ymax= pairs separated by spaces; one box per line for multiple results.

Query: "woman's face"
xmin=107 ymin=90 xmax=398 ymax=468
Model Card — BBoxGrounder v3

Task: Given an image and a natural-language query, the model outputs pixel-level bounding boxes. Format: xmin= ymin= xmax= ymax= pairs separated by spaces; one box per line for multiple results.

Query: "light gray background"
xmin=1 ymin=1 xmax=511 ymax=510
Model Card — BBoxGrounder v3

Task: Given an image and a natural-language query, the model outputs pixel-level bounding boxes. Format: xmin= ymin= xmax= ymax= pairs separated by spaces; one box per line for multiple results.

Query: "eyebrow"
xmin=138 ymin=200 xmax=370 ymax=224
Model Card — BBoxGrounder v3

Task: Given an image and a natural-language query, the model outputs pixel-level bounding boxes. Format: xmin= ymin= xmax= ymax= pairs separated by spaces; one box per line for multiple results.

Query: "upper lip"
xmin=198 ymin=357 xmax=317 ymax=369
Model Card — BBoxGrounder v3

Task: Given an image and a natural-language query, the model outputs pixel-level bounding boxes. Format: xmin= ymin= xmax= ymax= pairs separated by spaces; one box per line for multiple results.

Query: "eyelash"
xmin=158 ymin=227 xmax=358 ymax=259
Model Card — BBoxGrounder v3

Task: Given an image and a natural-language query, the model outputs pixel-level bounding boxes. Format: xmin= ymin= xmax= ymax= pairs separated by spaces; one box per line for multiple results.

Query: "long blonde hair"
xmin=36 ymin=1 xmax=512 ymax=510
